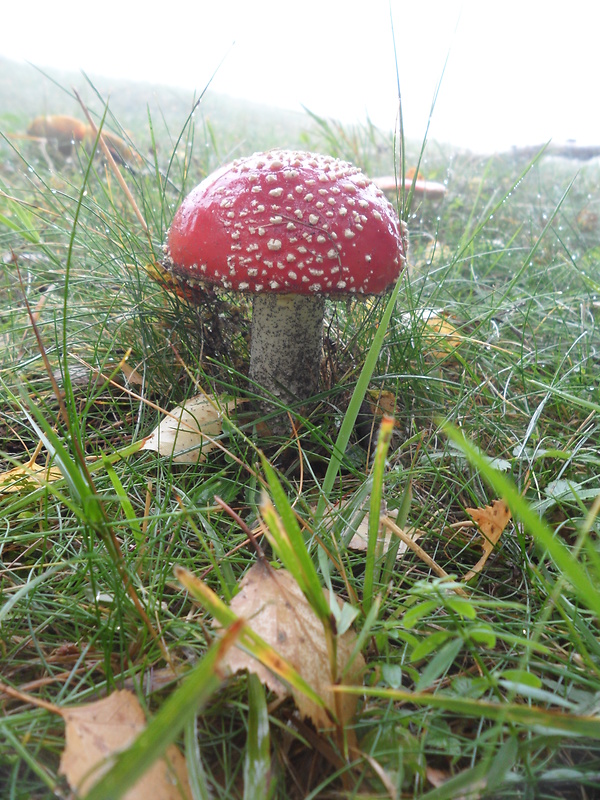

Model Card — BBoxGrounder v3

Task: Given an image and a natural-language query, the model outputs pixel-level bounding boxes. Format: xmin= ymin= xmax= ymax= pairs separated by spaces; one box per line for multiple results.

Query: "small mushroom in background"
xmin=373 ymin=173 xmax=447 ymax=201
xmin=26 ymin=115 xmax=141 ymax=168
xmin=27 ymin=115 xmax=87 ymax=157
xmin=163 ymin=149 xmax=408 ymax=434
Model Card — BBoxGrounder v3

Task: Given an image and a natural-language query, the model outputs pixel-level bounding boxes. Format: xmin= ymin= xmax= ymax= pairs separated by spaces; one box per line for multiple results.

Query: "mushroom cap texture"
xmin=164 ymin=149 xmax=408 ymax=296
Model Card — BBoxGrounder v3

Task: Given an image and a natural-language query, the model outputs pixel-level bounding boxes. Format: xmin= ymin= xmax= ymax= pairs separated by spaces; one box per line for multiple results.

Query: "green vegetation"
xmin=1 ymin=58 xmax=600 ymax=799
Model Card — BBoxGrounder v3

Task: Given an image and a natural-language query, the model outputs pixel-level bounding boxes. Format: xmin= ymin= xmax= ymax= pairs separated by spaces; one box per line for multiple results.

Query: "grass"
xmin=1 ymin=59 xmax=600 ymax=799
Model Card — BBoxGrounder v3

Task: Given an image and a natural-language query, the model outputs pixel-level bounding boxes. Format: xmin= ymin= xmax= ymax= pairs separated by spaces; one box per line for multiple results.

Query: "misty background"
xmin=1 ymin=0 xmax=597 ymax=152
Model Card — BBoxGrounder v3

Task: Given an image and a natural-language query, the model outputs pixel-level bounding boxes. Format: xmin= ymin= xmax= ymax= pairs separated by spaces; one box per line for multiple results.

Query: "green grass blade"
xmin=260 ymin=460 xmax=331 ymax=626
xmin=243 ymin=673 xmax=274 ymax=800
xmin=339 ymin=684 xmax=600 ymax=738
xmin=315 ymin=275 xmax=405 ymax=522
xmin=184 ymin=717 xmax=212 ymax=800
xmin=443 ymin=423 xmax=600 ymax=619
xmin=363 ymin=415 xmax=394 ymax=613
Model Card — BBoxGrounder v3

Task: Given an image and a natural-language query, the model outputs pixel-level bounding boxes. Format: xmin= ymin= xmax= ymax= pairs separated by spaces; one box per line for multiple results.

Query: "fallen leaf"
xmin=143 ymin=260 xmax=192 ymax=300
xmin=120 ymin=362 xmax=143 ymax=385
xmin=59 ymin=690 xmax=191 ymax=798
xmin=426 ymin=766 xmax=451 ymax=788
xmin=220 ymin=561 xmax=365 ymax=728
xmin=462 ymin=499 xmax=512 ymax=581
xmin=364 ymin=389 xmax=402 ymax=429
xmin=141 ymin=394 xmax=235 ymax=463
xmin=0 ymin=460 xmax=63 ymax=495
xmin=400 ymin=308 xmax=462 ymax=359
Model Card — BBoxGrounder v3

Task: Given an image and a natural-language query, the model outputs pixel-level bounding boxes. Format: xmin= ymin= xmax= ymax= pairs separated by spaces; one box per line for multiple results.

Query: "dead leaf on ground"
xmin=363 ymin=389 xmax=402 ymax=429
xmin=400 ymin=308 xmax=463 ymax=359
xmin=220 ymin=560 xmax=365 ymax=729
xmin=143 ymin=260 xmax=193 ymax=301
xmin=120 ymin=362 xmax=143 ymax=385
xmin=59 ymin=689 xmax=191 ymax=799
xmin=140 ymin=394 xmax=236 ymax=463
xmin=0 ymin=459 xmax=63 ymax=496
xmin=461 ymin=499 xmax=512 ymax=581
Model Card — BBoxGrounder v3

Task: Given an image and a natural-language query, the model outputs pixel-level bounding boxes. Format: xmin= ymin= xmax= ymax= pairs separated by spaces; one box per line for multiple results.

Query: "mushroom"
xmin=164 ymin=149 xmax=408 ymax=431
xmin=27 ymin=115 xmax=87 ymax=157
xmin=373 ymin=174 xmax=447 ymax=200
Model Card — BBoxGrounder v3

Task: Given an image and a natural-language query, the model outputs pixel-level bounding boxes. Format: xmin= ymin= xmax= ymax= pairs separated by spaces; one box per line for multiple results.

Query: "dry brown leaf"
xmin=220 ymin=561 xmax=365 ymax=728
xmin=363 ymin=389 xmax=403 ymax=429
xmin=418 ymin=310 xmax=462 ymax=357
xmin=141 ymin=394 xmax=235 ymax=463
xmin=331 ymin=497 xmax=422 ymax=561
xmin=462 ymin=499 xmax=512 ymax=581
xmin=426 ymin=765 xmax=475 ymax=799
xmin=143 ymin=260 xmax=193 ymax=301
xmin=426 ymin=765 xmax=451 ymax=788
xmin=365 ymin=389 xmax=397 ymax=418
xmin=59 ymin=690 xmax=191 ymax=799
xmin=120 ymin=362 xmax=143 ymax=386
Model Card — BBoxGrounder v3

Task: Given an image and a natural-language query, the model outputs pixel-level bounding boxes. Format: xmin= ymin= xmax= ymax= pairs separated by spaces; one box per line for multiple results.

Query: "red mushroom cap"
xmin=165 ymin=150 xmax=407 ymax=296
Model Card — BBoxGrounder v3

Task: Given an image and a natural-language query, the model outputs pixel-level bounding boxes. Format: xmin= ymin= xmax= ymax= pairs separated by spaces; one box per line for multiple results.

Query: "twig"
xmin=214 ymin=494 xmax=266 ymax=559
xmin=381 ymin=516 xmax=468 ymax=597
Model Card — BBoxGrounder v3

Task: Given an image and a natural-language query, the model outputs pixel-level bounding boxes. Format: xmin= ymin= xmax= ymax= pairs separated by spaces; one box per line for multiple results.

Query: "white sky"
xmin=2 ymin=0 xmax=597 ymax=151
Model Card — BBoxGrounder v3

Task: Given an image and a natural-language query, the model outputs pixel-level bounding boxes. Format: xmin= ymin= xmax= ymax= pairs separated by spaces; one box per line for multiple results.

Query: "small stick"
xmin=0 ymin=680 xmax=60 ymax=715
xmin=381 ymin=515 xmax=468 ymax=597
xmin=214 ymin=495 xmax=266 ymax=559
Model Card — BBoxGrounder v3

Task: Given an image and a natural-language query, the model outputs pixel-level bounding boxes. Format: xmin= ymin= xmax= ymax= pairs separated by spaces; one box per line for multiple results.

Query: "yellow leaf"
xmin=462 ymin=499 xmax=512 ymax=581
xmin=400 ymin=308 xmax=463 ymax=359
xmin=58 ymin=690 xmax=191 ymax=799
xmin=365 ymin=389 xmax=400 ymax=425
xmin=419 ymin=310 xmax=462 ymax=356
xmin=0 ymin=461 xmax=63 ymax=495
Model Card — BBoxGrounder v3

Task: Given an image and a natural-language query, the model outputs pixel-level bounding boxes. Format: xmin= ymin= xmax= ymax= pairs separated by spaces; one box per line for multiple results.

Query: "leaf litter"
xmin=457 ymin=499 xmax=512 ymax=581
xmin=342 ymin=494 xmax=510 ymax=585
xmin=140 ymin=393 xmax=236 ymax=463
xmin=59 ymin=690 xmax=191 ymax=799
xmin=218 ymin=559 xmax=365 ymax=729
xmin=0 ymin=683 xmax=191 ymax=799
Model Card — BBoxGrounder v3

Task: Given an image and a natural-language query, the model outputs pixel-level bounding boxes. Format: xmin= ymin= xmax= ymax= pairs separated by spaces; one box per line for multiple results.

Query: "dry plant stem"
xmin=381 ymin=516 xmax=468 ymax=598
xmin=0 ymin=680 xmax=60 ymax=714
xmin=213 ymin=495 xmax=266 ymax=559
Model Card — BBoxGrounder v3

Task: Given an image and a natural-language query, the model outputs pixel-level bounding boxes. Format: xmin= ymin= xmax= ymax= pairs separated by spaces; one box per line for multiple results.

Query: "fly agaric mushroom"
xmin=164 ymin=150 xmax=408 ymax=429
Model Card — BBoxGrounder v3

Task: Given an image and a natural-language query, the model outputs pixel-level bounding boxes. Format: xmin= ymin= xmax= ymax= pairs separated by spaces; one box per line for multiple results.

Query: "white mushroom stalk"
xmin=249 ymin=293 xmax=325 ymax=412
xmin=164 ymin=149 xmax=408 ymax=433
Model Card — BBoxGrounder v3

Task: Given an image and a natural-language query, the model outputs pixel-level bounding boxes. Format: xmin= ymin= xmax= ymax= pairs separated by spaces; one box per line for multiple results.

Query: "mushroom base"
xmin=249 ymin=294 xmax=325 ymax=432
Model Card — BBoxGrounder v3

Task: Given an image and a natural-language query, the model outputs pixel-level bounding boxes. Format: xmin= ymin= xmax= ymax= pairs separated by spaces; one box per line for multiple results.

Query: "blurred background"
xmin=1 ymin=0 xmax=596 ymax=152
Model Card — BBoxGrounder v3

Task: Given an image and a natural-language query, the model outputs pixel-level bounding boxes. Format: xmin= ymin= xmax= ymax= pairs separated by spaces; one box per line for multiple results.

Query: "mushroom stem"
xmin=249 ymin=293 xmax=325 ymax=429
